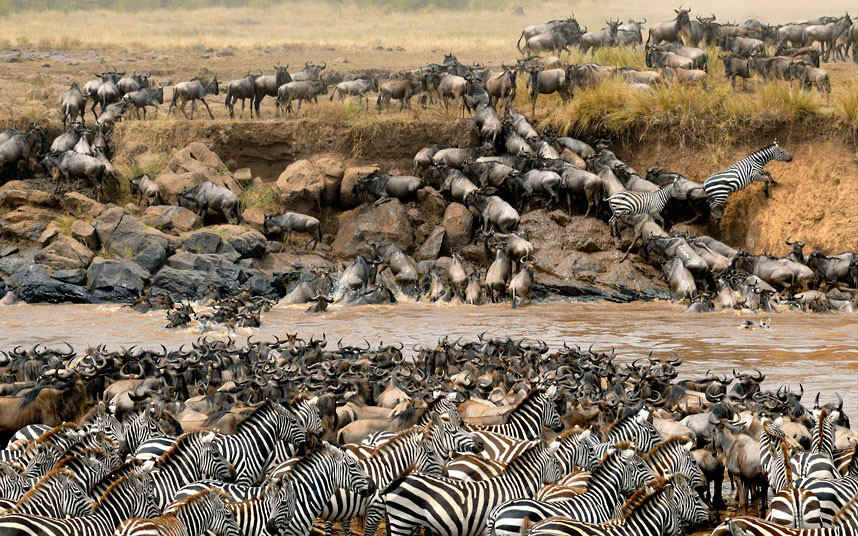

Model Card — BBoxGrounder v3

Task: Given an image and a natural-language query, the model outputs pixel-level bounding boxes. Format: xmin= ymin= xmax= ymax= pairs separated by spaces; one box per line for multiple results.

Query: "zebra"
xmin=791 ymin=410 xmax=841 ymax=482
xmin=522 ymin=473 xmax=710 ymax=536
xmin=641 ymin=436 xmax=705 ymax=490
xmin=353 ymin=393 xmax=461 ymax=447
xmin=604 ymin=408 xmax=662 ymax=453
xmin=487 ymin=444 xmax=656 ymax=536
xmin=535 ymin=471 xmax=592 ymax=502
xmin=794 ymin=476 xmax=858 ymax=526
xmin=213 ymin=401 xmax=307 ymax=486
xmin=92 ymin=406 xmax=165 ymax=458
xmin=147 ymin=431 xmax=236 ymax=511
xmin=607 ymin=177 xmax=679 ymax=237
xmin=8 ymin=425 xmax=52 ymax=446
xmin=446 ymin=454 xmax=508 ymax=481
xmin=0 ymin=463 xmax=28 ymax=501
xmin=712 ymin=491 xmax=858 ymax=536
xmin=268 ymin=442 xmax=374 ymax=536
xmin=223 ymin=479 xmax=296 ymax=536
xmin=295 ymin=399 xmax=323 ymax=437
xmin=382 ymin=441 xmax=564 ymax=536
xmin=702 ymin=140 xmax=793 ymax=221
xmin=471 ymin=386 xmax=563 ymax=440
xmin=5 ymin=468 xmax=93 ymax=517
xmin=763 ymin=424 xmax=823 ymax=529
xmin=0 ymin=471 xmax=159 ymax=536
xmin=116 ymin=488 xmax=241 ymax=536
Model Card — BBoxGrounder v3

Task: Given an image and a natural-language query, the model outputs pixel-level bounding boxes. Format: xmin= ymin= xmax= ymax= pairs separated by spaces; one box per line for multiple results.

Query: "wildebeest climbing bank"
xmin=0 ymin=1 xmax=855 ymax=536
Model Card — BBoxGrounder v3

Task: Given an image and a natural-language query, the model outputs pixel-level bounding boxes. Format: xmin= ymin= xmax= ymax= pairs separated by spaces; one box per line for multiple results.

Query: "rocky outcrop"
xmin=0 ymin=181 xmax=54 ymax=207
xmin=34 ymin=235 xmax=95 ymax=271
xmin=86 ymin=257 xmax=149 ymax=302
xmin=332 ymin=200 xmax=415 ymax=257
xmin=276 ymin=154 xmax=345 ymax=214
xmin=9 ymin=264 xmax=91 ymax=303
xmin=142 ymin=205 xmax=201 ymax=233
xmin=154 ymin=142 xmax=243 ymax=204
xmin=62 ymin=192 xmax=105 ymax=219
xmin=442 ymin=203 xmax=473 ymax=249
xmin=94 ymin=207 xmax=177 ymax=273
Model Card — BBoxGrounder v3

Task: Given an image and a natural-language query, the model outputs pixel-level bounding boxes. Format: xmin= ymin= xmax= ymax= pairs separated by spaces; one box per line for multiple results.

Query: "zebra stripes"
xmin=712 ymin=491 xmax=858 ymax=536
xmin=795 ymin=476 xmax=858 ymax=526
xmin=0 ymin=471 xmax=159 ymax=536
xmin=702 ymin=140 xmax=793 ymax=217
xmin=535 ymin=472 xmax=591 ymax=502
xmin=382 ymin=441 xmax=563 ymax=536
xmin=116 ymin=488 xmax=241 ymax=536
xmin=607 ymin=178 xmax=677 ymax=235
xmin=470 ymin=386 xmax=563 ymax=441
xmin=8 ymin=468 xmax=93 ymax=517
xmin=791 ymin=410 xmax=841 ymax=482
xmin=605 ymin=408 xmax=661 ymax=453
xmin=642 ymin=437 xmax=705 ymax=490
xmin=762 ymin=424 xmax=823 ymax=529
xmin=523 ymin=474 xmax=709 ymax=536
xmin=487 ymin=445 xmax=655 ymax=536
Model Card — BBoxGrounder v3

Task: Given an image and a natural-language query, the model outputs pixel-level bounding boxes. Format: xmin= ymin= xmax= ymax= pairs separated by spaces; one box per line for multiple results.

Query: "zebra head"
xmin=542 ymin=441 xmax=565 ymax=484
xmin=203 ymin=492 xmax=242 ymax=536
xmin=23 ymin=442 xmax=60 ymax=480
xmin=137 ymin=470 xmax=161 ymax=518
xmin=540 ymin=384 xmax=564 ymax=433
xmin=616 ymin=446 xmax=656 ymax=493
xmin=91 ymin=402 xmax=125 ymax=444
xmin=264 ymin=478 xmax=296 ymax=535
xmin=273 ymin=402 xmax=308 ymax=455
xmin=431 ymin=410 xmax=483 ymax=459
xmin=676 ymin=440 xmax=706 ymax=492
xmin=555 ymin=429 xmax=598 ymax=472
xmin=329 ymin=444 xmax=375 ymax=497
xmin=668 ymin=473 xmax=711 ymax=529
xmin=120 ymin=408 xmax=165 ymax=457
xmin=415 ymin=436 xmax=445 ymax=475
xmin=770 ymin=139 xmax=793 ymax=162
xmin=200 ymin=434 xmax=236 ymax=482
xmin=0 ymin=463 xmax=26 ymax=500
xmin=296 ymin=399 xmax=324 ymax=438
xmin=59 ymin=473 xmax=96 ymax=517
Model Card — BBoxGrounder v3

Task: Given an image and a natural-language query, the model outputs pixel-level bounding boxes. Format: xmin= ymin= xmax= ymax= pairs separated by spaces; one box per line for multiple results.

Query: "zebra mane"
xmin=368 ymin=423 xmax=429 ymax=457
xmin=156 ymin=432 xmax=209 ymax=466
xmin=171 ymin=487 xmax=231 ymax=510
xmin=30 ymin=422 xmax=80 ymax=449
xmin=597 ymin=441 xmax=635 ymax=466
xmin=602 ymin=408 xmax=646 ymax=439
xmin=15 ymin=467 xmax=76 ymax=505
xmin=619 ymin=474 xmax=675 ymax=520
xmin=94 ymin=472 xmax=138 ymax=510
xmin=555 ymin=427 xmax=588 ymax=443
xmin=812 ymin=407 xmax=829 ymax=453
xmin=642 ymin=435 xmax=692 ymax=462
xmin=750 ymin=142 xmax=777 ymax=157
xmin=233 ymin=400 xmax=278 ymax=434
xmin=56 ymin=447 xmax=107 ymax=469
xmin=779 ymin=440 xmax=794 ymax=486
xmin=832 ymin=488 xmax=858 ymax=525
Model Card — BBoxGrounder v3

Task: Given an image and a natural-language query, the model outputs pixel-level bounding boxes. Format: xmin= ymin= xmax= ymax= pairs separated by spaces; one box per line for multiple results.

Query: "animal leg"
xmin=200 ymin=99 xmax=215 ymax=120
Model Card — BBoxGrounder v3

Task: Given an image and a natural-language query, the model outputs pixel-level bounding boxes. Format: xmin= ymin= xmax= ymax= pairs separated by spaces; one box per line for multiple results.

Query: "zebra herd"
xmin=0 ymin=336 xmax=856 ymax=536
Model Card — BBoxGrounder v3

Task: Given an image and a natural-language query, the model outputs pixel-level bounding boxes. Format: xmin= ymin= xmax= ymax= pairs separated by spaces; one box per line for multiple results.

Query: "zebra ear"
xmin=140 ymin=460 xmax=155 ymax=472
xmin=683 ymin=440 xmax=693 ymax=452
xmin=200 ymin=431 xmax=216 ymax=444
xmin=579 ymin=429 xmax=591 ymax=440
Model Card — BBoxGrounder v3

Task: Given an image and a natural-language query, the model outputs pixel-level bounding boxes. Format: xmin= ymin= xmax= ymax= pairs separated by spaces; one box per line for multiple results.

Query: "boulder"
xmin=417 ymin=187 xmax=447 ymax=223
xmin=241 ymin=207 xmax=265 ymax=232
xmin=34 ymin=235 xmax=94 ymax=270
xmin=61 ymin=192 xmax=105 ymax=219
xmin=206 ymin=225 xmax=268 ymax=259
xmin=332 ymin=200 xmax=415 ymax=257
xmin=0 ymin=181 xmax=53 ymax=207
xmin=311 ymin=153 xmax=345 ymax=205
xmin=340 ymin=165 xmax=379 ymax=208
xmin=0 ymin=246 xmax=19 ymax=258
xmin=150 ymin=266 xmax=218 ymax=301
xmin=155 ymin=142 xmax=242 ymax=204
xmin=51 ymin=268 xmax=87 ymax=285
xmin=521 ymin=210 xmax=613 ymax=255
xmin=442 ymin=203 xmax=473 ymax=249
xmin=183 ymin=230 xmax=222 ymax=254
xmin=37 ymin=222 xmax=60 ymax=246
xmin=9 ymin=264 xmax=90 ymax=303
xmin=86 ymin=257 xmax=149 ymax=302
xmin=0 ymin=254 xmax=29 ymax=277
xmin=1 ymin=206 xmax=61 ymax=242
xmin=415 ymin=226 xmax=446 ymax=261
xmin=233 ymin=168 xmax=253 ymax=186
xmin=71 ymin=220 xmax=99 ymax=251
xmin=276 ymin=159 xmax=325 ymax=214
xmin=141 ymin=205 xmax=200 ymax=233
xmin=94 ymin=208 xmax=175 ymax=273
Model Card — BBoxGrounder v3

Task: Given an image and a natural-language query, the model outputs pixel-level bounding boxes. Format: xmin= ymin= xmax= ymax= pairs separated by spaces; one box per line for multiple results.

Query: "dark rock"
xmin=150 ymin=267 xmax=218 ymax=301
xmin=221 ymin=227 xmax=267 ymax=258
xmin=0 ymin=246 xmax=19 ymax=258
xmin=142 ymin=205 xmax=201 ymax=233
xmin=10 ymin=264 xmax=91 ymax=303
xmin=86 ymin=257 xmax=149 ymax=302
xmin=183 ymin=230 xmax=222 ymax=253
xmin=51 ymin=268 xmax=87 ymax=285
xmin=132 ymin=242 xmax=168 ymax=274
xmin=0 ymin=255 xmax=29 ymax=277
xmin=415 ymin=226 xmax=446 ymax=261
xmin=62 ymin=192 xmax=105 ymax=219
xmin=95 ymin=208 xmax=175 ymax=272
xmin=242 ymin=273 xmax=277 ymax=298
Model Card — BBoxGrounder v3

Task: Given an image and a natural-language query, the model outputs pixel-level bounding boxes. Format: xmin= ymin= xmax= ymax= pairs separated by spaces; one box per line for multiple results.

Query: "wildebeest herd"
xmin=0 ymin=336 xmax=855 ymax=536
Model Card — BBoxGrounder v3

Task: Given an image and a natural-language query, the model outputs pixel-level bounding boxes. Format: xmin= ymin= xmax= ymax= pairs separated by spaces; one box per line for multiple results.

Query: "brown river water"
xmin=1 ymin=301 xmax=856 ymax=423
xmin=0 ymin=300 xmax=856 ymax=530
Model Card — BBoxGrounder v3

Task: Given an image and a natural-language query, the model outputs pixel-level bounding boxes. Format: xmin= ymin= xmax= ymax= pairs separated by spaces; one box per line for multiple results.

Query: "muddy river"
xmin=1 ymin=301 xmax=855 ymax=421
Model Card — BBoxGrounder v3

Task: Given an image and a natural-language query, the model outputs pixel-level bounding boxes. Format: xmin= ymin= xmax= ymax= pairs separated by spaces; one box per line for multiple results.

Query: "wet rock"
xmin=207 ymin=225 xmax=267 ymax=258
xmin=242 ymin=272 xmax=277 ymax=298
xmin=150 ymin=266 xmax=219 ymax=301
xmin=0 ymin=255 xmax=29 ymax=277
xmin=183 ymin=230 xmax=222 ymax=254
xmin=34 ymin=234 xmax=94 ymax=270
xmin=0 ymin=246 xmax=19 ymax=258
xmin=86 ymin=257 xmax=149 ymax=302
xmin=340 ymin=165 xmax=379 ymax=208
xmin=332 ymin=199 xmax=415 ymax=257
xmin=0 ymin=181 xmax=53 ymax=207
xmin=71 ymin=220 xmax=99 ymax=251
xmin=51 ymin=268 xmax=87 ymax=285
xmin=1 ymin=206 xmax=61 ymax=242
xmin=131 ymin=242 xmax=168 ymax=274
xmin=62 ymin=192 xmax=105 ymax=219
xmin=415 ymin=226 xmax=446 ymax=261
xmin=10 ymin=264 xmax=91 ymax=304
xmin=142 ymin=205 xmax=201 ymax=233
xmin=442 ymin=203 xmax=473 ymax=249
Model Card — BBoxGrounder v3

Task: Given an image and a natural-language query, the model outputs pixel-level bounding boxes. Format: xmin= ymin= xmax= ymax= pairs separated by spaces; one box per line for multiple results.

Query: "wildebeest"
xmin=646 ymin=43 xmax=694 ymax=70
xmin=263 ymin=212 xmax=322 ymax=248
xmin=617 ymin=18 xmax=646 ymax=48
xmin=719 ymin=35 xmax=765 ymax=57
xmin=657 ymin=42 xmax=708 ymax=71
xmin=353 ymin=171 xmax=423 ymax=202
xmin=806 ymin=251 xmax=856 ymax=285
xmin=130 ymin=174 xmax=163 ymax=206
xmin=42 ymin=150 xmax=112 ymax=200
xmin=253 ymin=65 xmax=291 ymax=117
xmin=60 ymin=82 xmax=86 ymax=127
xmin=649 ymin=8 xmax=692 ymax=44
xmin=775 ymin=46 xmax=821 ymax=67
xmin=485 ymin=68 xmax=517 ymax=112
xmin=518 ymin=30 xmax=572 ymax=55
xmin=804 ymin=13 xmax=852 ymax=61
xmin=465 ymin=190 xmax=520 ymax=233
xmin=169 ymin=76 xmax=219 ymax=119
xmin=789 ymin=61 xmax=831 ymax=96
xmin=777 ymin=24 xmax=808 ymax=49
xmin=720 ymin=54 xmax=752 ymax=89
xmin=473 ymin=102 xmax=503 ymax=146
xmin=178 ymin=181 xmax=241 ymax=224
xmin=437 ymin=73 xmax=471 ymax=117
xmin=123 ymin=87 xmax=164 ymax=119
xmin=329 ymin=78 xmax=378 ymax=110
xmin=579 ymin=20 xmax=621 ymax=54
xmin=117 ymin=72 xmax=150 ymax=95
xmin=97 ymin=76 xmax=122 ymax=115
xmin=224 ymin=73 xmax=259 ymax=118
xmin=276 ymin=80 xmax=328 ymax=114
xmin=0 ymin=126 xmax=44 ymax=176
xmin=96 ymin=100 xmax=128 ymax=127
xmin=663 ymin=66 xmax=708 ymax=86
xmin=290 ymin=61 xmax=326 ymax=82
xmin=748 ymin=56 xmax=793 ymax=80
xmin=527 ymin=67 xmax=573 ymax=115
xmin=377 ymin=76 xmax=424 ymax=111
xmin=50 ymin=126 xmax=83 ymax=153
